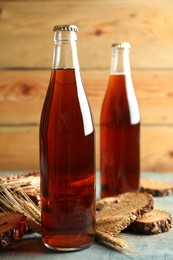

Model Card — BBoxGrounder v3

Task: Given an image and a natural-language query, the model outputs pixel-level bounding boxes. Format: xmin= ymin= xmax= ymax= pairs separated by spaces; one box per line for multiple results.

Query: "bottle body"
xmin=40 ymin=26 xmax=95 ymax=251
xmin=100 ymin=43 xmax=140 ymax=198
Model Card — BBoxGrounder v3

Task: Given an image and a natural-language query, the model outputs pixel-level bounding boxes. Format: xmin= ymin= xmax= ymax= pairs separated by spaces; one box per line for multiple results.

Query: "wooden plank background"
xmin=0 ymin=0 xmax=173 ymax=171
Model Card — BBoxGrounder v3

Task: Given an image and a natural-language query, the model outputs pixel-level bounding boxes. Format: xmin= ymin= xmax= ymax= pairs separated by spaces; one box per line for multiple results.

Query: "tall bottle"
xmin=100 ymin=42 xmax=140 ymax=198
xmin=39 ymin=25 xmax=95 ymax=251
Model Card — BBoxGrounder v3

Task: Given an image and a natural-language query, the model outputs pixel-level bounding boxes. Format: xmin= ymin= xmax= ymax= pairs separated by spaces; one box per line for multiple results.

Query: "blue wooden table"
xmin=0 ymin=171 xmax=173 ymax=260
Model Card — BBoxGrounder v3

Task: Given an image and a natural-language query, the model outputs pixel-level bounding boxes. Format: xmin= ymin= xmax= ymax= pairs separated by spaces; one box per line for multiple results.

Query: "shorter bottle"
xmin=100 ymin=42 xmax=140 ymax=198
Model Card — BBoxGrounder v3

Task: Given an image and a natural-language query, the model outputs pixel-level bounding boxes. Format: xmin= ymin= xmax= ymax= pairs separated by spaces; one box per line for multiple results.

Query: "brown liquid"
xmin=100 ymin=74 xmax=140 ymax=198
xmin=40 ymin=69 xmax=95 ymax=250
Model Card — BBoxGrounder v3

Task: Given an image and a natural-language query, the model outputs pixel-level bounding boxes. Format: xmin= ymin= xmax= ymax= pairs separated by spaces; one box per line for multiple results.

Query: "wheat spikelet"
xmin=0 ymin=172 xmax=40 ymax=203
xmin=96 ymin=230 xmax=127 ymax=248
xmin=0 ymin=185 xmax=41 ymax=234
xmin=96 ymin=231 xmax=136 ymax=254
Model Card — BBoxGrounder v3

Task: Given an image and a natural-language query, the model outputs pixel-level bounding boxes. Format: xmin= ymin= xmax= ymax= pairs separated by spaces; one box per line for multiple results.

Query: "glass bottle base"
xmin=44 ymin=241 xmax=93 ymax=252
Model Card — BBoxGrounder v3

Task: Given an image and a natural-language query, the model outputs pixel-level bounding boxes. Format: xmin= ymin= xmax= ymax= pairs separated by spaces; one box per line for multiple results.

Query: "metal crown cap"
xmin=53 ymin=25 xmax=78 ymax=32
xmin=112 ymin=42 xmax=131 ymax=49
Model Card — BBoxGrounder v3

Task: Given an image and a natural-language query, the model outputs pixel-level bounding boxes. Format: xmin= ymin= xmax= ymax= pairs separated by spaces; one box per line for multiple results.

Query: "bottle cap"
xmin=112 ymin=42 xmax=131 ymax=49
xmin=53 ymin=25 xmax=78 ymax=32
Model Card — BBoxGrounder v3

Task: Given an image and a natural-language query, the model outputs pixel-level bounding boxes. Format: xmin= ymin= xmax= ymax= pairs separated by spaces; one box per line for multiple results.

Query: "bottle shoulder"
xmin=41 ymin=69 xmax=94 ymax=136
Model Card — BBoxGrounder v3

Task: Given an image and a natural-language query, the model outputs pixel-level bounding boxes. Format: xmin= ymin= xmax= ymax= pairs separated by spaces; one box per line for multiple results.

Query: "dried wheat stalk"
xmin=0 ymin=172 xmax=40 ymax=205
xmin=96 ymin=231 xmax=133 ymax=252
xmin=0 ymin=185 xmax=41 ymax=234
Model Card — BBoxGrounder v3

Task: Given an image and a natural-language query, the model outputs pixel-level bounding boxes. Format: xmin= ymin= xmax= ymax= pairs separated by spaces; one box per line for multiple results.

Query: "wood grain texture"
xmin=1 ymin=0 xmax=173 ymax=69
xmin=0 ymin=125 xmax=173 ymax=171
xmin=1 ymin=69 xmax=173 ymax=126
xmin=0 ymin=126 xmax=39 ymax=170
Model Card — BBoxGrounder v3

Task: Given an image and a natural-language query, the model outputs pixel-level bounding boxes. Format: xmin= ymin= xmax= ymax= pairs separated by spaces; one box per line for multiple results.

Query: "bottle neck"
xmin=110 ymin=47 xmax=131 ymax=75
xmin=52 ymin=30 xmax=79 ymax=70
